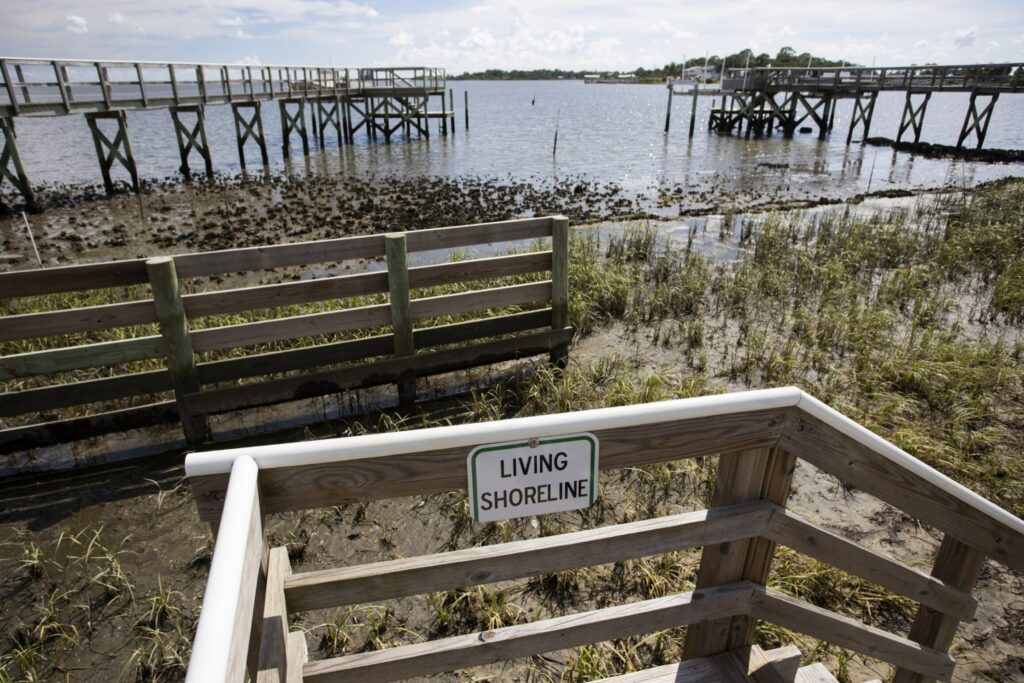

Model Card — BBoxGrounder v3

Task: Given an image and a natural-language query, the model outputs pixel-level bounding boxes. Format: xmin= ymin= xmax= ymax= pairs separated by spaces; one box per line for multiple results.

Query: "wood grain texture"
xmin=190 ymin=406 xmax=788 ymax=521
xmin=189 ymin=303 xmax=391 ymax=352
xmin=302 ymin=582 xmax=755 ymax=683
xmin=285 ymin=501 xmax=773 ymax=612
xmin=749 ymin=586 xmax=955 ymax=680
xmin=0 ymin=299 xmax=157 ymax=341
xmin=257 ymin=547 xmax=292 ymax=683
xmin=0 ymin=369 xmax=171 ymax=417
xmin=185 ymin=327 xmax=572 ymax=415
xmin=385 ymin=234 xmax=415 ymax=405
xmin=413 ymin=308 xmax=552 ymax=349
xmin=407 ymin=251 xmax=551 ymax=290
xmin=409 ymin=280 xmax=551 ymax=321
xmin=592 ymin=657 xmax=731 ymax=683
xmin=765 ymin=508 xmax=977 ymax=620
xmin=285 ymin=632 xmax=306 ymax=683
xmin=781 ymin=409 xmax=1024 ymax=572
xmin=0 ymin=259 xmax=149 ymax=298
xmin=891 ymin=536 xmax=984 ymax=683
xmin=683 ymin=448 xmax=772 ymax=658
xmin=182 ymin=270 xmax=388 ymax=318
xmin=0 ymin=336 xmax=165 ymax=380
xmin=550 ymin=216 xmax=569 ymax=330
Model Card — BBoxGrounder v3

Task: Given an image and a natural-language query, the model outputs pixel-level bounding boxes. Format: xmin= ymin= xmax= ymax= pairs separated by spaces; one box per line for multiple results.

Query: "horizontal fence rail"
xmin=721 ymin=63 xmax=1024 ymax=94
xmin=184 ymin=387 xmax=1024 ymax=683
xmin=0 ymin=216 xmax=571 ymax=458
xmin=0 ymin=58 xmax=446 ymax=117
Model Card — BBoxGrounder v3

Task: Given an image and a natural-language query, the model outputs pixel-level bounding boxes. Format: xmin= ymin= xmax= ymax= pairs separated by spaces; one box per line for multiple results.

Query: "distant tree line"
xmin=451 ymin=47 xmax=853 ymax=81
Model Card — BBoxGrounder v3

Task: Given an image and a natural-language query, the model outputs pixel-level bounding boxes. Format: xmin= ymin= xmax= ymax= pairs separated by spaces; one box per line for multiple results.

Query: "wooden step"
xmin=594 ymin=645 xmax=808 ymax=682
xmin=794 ymin=663 xmax=840 ymax=683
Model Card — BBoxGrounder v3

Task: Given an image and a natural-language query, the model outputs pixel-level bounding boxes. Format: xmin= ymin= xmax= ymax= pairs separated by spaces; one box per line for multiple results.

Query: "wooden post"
xmin=689 ymin=83 xmax=699 ymax=138
xmin=683 ymin=447 xmax=797 ymax=658
xmin=449 ymin=88 xmax=455 ymax=137
xmin=385 ymin=234 xmax=416 ymax=407
xmin=440 ymin=90 xmax=448 ymax=135
xmin=256 ymin=546 xmax=293 ymax=683
xmin=664 ymin=85 xmax=673 ymax=134
xmin=550 ymin=216 xmax=570 ymax=367
xmin=146 ymin=256 xmax=208 ymax=445
xmin=464 ymin=90 xmax=469 ymax=130
xmin=892 ymin=536 xmax=984 ymax=683
xmin=0 ymin=117 xmax=39 ymax=212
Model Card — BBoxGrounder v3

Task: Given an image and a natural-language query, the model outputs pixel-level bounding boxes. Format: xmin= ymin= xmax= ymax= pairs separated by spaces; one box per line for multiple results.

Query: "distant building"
xmin=683 ymin=65 xmax=720 ymax=81
xmin=584 ymin=72 xmax=638 ymax=84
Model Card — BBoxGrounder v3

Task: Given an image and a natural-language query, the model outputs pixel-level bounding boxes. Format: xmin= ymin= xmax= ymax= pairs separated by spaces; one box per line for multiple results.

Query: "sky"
xmin=3 ymin=1 xmax=1022 ymax=73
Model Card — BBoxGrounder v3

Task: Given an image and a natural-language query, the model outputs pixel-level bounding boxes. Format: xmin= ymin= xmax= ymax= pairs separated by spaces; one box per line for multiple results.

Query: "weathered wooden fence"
xmin=0 ymin=216 xmax=571 ymax=456
xmin=183 ymin=387 xmax=1024 ymax=682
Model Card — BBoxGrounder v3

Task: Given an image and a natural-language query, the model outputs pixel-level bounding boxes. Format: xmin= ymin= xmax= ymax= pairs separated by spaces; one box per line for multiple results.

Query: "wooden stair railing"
xmin=184 ymin=387 xmax=1024 ymax=683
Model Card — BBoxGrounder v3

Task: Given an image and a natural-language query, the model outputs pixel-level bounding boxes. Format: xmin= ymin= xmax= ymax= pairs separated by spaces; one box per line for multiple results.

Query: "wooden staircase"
xmin=596 ymin=645 xmax=841 ymax=683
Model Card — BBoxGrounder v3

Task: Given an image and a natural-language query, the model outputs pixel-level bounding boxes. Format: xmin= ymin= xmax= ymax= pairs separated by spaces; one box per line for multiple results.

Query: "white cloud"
xmin=913 ymin=39 xmax=929 ymax=49
xmin=952 ymin=25 xmax=978 ymax=48
xmin=389 ymin=30 xmax=414 ymax=47
xmin=66 ymin=14 xmax=88 ymax=33
xmin=337 ymin=1 xmax=378 ymax=18
xmin=230 ymin=28 xmax=253 ymax=39
xmin=234 ymin=55 xmax=262 ymax=65
xmin=221 ymin=16 xmax=244 ymax=26
xmin=108 ymin=12 xmax=124 ymax=24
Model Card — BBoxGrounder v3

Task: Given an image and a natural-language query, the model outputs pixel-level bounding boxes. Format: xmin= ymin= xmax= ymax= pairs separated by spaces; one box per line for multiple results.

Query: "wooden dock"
xmin=666 ymin=62 xmax=1024 ymax=147
xmin=0 ymin=58 xmax=463 ymax=208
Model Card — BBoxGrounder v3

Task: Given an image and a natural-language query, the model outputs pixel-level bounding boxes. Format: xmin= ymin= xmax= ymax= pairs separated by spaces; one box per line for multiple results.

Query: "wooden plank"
xmin=410 ymin=281 xmax=550 ymax=321
xmin=593 ymin=657 xmax=728 ymax=683
xmin=749 ymin=587 xmax=955 ymax=681
xmin=0 ymin=299 xmax=157 ymax=341
xmin=0 ymin=401 xmax=179 ymax=453
xmin=0 ymin=336 xmax=165 ymax=380
xmin=285 ymin=632 xmax=306 ymax=683
xmin=0 ymin=218 xmax=552 ymax=299
xmin=302 ymin=582 xmax=756 ymax=683
xmin=196 ymin=334 xmax=393 ymax=384
xmin=147 ymin=257 xmax=207 ymax=445
xmin=414 ymin=308 xmax=552 ymax=348
xmin=0 ymin=259 xmax=149 ymax=299
xmin=0 ymin=370 xmax=171 ymax=416
xmin=404 ymin=216 xmax=552 ymax=253
xmin=765 ymin=508 xmax=977 ymax=620
xmin=185 ymin=327 xmax=572 ymax=416
xmin=385 ymin=234 xmax=415 ymax=405
xmin=285 ymin=501 xmax=773 ymax=612
xmin=181 ymin=270 xmax=388 ymax=318
xmin=794 ymin=663 xmax=839 ymax=683
xmin=891 ymin=536 xmax=984 ymax=683
xmin=189 ymin=303 xmax=391 ymax=353
xmin=684 ymin=448 xmax=772 ymax=658
xmin=780 ymin=410 xmax=1024 ymax=572
xmin=257 ymin=547 xmax=292 ymax=683
xmin=190 ymin=403 xmax=789 ymax=521
xmin=407 ymin=251 xmax=551 ymax=290
xmin=712 ymin=645 xmax=802 ymax=683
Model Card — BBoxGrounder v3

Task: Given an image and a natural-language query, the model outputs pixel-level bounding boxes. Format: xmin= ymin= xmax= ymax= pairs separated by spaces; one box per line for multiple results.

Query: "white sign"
xmin=467 ymin=433 xmax=599 ymax=523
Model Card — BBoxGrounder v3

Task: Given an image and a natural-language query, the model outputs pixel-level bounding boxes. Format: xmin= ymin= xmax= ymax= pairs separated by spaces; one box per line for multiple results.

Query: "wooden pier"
xmin=666 ymin=62 xmax=1023 ymax=147
xmin=0 ymin=58 xmax=462 ymax=209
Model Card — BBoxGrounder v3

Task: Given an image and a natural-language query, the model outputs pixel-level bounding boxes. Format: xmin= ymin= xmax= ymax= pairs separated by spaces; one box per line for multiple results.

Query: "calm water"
xmin=9 ymin=80 xmax=1024 ymax=197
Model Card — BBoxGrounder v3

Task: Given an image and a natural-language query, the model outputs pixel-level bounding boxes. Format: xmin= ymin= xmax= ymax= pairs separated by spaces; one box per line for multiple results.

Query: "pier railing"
xmin=0 ymin=58 xmax=446 ymax=117
xmin=0 ymin=216 xmax=570 ymax=462
xmin=721 ymin=63 xmax=1024 ymax=94
xmin=183 ymin=387 xmax=1024 ymax=682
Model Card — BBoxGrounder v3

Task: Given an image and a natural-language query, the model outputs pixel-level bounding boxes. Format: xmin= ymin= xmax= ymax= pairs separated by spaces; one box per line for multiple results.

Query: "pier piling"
xmin=279 ymin=99 xmax=309 ymax=158
xmin=464 ymin=91 xmax=469 ymax=130
xmin=957 ymin=92 xmax=999 ymax=149
xmin=170 ymin=105 xmax=213 ymax=179
xmin=0 ymin=117 xmax=38 ymax=211
xmin=231 ymin=102 xmax=269 ymax=168
xmin=85 ymin=110 xmax=139 ymax=195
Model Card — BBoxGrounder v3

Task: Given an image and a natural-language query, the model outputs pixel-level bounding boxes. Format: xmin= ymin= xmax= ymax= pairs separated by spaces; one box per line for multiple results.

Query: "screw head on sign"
xmin=528 ymin=438 xmax=539 ymax=448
